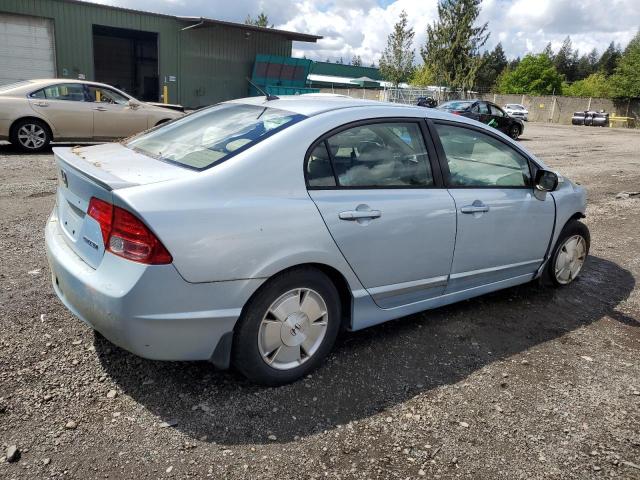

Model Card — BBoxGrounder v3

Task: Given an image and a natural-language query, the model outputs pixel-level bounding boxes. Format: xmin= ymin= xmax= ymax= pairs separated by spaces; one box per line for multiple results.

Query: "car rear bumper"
xmin=45 ymin=210 xmax=264 ymax=362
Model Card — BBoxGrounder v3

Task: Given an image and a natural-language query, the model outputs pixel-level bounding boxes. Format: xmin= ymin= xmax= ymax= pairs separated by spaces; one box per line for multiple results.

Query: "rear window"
xmin=126 ymin=103 xmax=306 ymax=170
xmin=438 ymin=101 xmax=472 ymax=111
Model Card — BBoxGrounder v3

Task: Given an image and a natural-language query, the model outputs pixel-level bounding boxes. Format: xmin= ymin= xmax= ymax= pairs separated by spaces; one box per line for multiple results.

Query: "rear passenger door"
xmin=488 ymin=103 xmax=510 ymax=133
xmin=306 ymin=119 xmax=457 ymax=309
xmin=431 ymin=121 xmax=555 ymax=292
xmin=28 ymin=83 xmax=93 ymax=139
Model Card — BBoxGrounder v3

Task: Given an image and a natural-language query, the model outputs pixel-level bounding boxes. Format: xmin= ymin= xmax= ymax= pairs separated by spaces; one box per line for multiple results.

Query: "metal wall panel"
xmin=0 ymin=0 xmax=295 ymax=107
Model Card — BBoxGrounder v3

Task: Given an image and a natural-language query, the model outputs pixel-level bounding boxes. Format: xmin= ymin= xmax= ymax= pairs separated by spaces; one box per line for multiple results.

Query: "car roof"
xmin=0 ymin=78 xmax=134 ymax=97
xmin=229 ymin=95 xmax=461 ymax=119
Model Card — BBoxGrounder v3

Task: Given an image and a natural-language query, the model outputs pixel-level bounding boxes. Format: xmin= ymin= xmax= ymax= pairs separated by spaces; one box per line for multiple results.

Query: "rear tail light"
xmin=87 ymin=197 xmax=172 ymax=265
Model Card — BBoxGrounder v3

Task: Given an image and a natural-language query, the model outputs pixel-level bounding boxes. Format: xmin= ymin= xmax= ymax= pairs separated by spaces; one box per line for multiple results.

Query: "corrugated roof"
xmin=56 ymin=0 xmax=322 ymax=42
xmin=179 ymin=17 xmax=321 ymax=42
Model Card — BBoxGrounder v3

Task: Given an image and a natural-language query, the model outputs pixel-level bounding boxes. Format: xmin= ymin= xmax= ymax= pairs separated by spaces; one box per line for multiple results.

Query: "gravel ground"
xmin=1 ymin=123 xmax=639 ymax=479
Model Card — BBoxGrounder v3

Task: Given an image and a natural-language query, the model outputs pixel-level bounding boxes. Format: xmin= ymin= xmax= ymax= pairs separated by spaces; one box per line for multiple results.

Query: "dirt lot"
xmin=1 ymin=123 xmax=639 ymax=479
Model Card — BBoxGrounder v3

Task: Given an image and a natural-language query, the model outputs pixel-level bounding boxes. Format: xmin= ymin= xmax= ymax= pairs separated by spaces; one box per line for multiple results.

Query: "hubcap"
xmin=18 ymin=124 xmax=46 ymax=149
xmin=554 ymin=235 xmax=587 ymax=285
xmin=258 ymin=288 xmax=328 ymax=370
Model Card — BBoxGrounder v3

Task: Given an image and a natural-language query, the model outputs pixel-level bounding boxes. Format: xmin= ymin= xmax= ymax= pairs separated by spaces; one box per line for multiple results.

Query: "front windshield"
xmin=439 ymin=101 xmax=472 ymax=110
xmin=127 ymin=103 xmax=306 ymax=170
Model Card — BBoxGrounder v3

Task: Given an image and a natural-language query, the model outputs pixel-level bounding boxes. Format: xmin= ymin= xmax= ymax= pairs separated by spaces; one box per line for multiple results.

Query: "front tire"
xmin=544 ymin=219 xmax=590 ymax=286
xmin=232 ymin=267 xmax=341 ymax=386
xmin=509 ymin=124 xmax=521 ymax=140
xmin=10 ymin=118 xmax=51 ymax=152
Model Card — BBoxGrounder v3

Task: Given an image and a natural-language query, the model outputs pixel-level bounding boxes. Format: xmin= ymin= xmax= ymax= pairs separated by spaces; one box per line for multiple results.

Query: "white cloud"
xmin=86 ymin=0 xmax=640 ymax=62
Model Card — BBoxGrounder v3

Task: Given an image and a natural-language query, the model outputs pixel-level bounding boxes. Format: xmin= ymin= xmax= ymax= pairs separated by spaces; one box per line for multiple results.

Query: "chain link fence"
xmin=382 ymin=88 xmax=639 ymax=127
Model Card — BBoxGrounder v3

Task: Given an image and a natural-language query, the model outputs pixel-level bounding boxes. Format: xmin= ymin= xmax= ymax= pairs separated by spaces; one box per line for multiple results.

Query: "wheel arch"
xmin=10 ymin=116 xmax=55 ymax=141
xmin=237 ymin=263 xmax=354 ymax=333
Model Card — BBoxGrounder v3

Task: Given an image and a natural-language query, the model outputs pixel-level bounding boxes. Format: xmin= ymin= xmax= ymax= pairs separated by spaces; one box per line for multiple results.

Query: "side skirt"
xmin=351 ymin=273 xmax=535 ymax=331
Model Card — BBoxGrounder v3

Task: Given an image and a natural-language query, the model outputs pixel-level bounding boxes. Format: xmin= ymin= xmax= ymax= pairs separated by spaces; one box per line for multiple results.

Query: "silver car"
xmin=504 ymin=103 xmax=529 ymax=121
xmin=45 ymin=96 xmax=589 ymax=385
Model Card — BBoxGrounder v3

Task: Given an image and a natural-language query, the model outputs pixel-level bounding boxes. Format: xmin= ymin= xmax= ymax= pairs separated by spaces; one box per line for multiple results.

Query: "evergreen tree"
xmin=598 ymin=42 xmax=622 ymax=75
xmin=610 ymin=31 xmax=640 ymax=97
xmin=575 ymin=50 xmax=598 ymax=80
xmin=379 ymin=10 xmax=415 ymax=86
xmin=542 ymin=42 xmax=554 ymax=59
xmin=244 ymin=12 xmax=272 ymax=28
xmin=421 ymin=0 xmax=489 ymax=90
xmin=554 ymin=36 xmax=578 ymax=81
xmin=508 ymin=56 xmax=521 ymax=70
xmin=475 ymin=42 xmax=507 ymax=90
xmin=351 ymin=55 xmax=363 ymax=67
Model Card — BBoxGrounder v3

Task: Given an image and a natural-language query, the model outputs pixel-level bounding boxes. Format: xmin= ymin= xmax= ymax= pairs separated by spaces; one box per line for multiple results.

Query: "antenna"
xmin=246 ymin=77 xmax=279 ymax=101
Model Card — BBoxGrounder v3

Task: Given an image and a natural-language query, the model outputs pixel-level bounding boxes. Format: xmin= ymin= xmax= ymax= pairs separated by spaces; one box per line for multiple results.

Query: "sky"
xmin=86 ymin=0 xmax=640 ymax=64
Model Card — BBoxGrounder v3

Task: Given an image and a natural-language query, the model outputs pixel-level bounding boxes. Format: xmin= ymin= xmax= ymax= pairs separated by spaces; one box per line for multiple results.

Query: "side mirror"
xmin=535 ymin=169 xmax=559 ymax=192
xmin=128 ymin=99 xmax=140 ymax=109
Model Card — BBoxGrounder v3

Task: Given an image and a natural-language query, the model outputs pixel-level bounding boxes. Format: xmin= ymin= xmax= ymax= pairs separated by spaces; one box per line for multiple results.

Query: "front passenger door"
xmin=433 ymin=122 xmax=555 ymax=292
xmin=306 ymin=120 xmax=457 ymax=309
xmin=86 ymin=85 xmax=148 ymax=140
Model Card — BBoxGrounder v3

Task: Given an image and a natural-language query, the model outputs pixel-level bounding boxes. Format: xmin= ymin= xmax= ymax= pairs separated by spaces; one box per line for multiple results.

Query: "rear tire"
xmin=10 ymin=118 xmax=51 ymax=152
xmin=509 ymin=124 xmax=521 ymax=140
xmin=544 ymin=219 xmax=590 ymax=287
xmin=232 ymin=267 xmax=341 ymax=386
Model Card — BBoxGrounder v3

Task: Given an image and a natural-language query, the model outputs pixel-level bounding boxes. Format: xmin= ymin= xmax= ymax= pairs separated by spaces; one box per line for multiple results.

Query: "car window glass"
xmin=87 ymin=86 xmax=129 ymax=105
xmin=306 ymin=142 xmax=336 ymax=187
xmin=41 ymin=84 xmax=86 ymax=102
xmin=435 ymin=124 xmax=530 ymax=187
xmin=29 ymin=89 xmax=46 ymax=99
xmin=478 ymin=103 xmax=489 ymax=114
xmin=470 ymin=104 xmax=479 ymax=113
xmin=324 ymin=122 xmax=433 ymax=187
xmin=127 ymin=103 xmax=306 ymax=170
xmin=490 ymin=105 xmax=505 ymax=117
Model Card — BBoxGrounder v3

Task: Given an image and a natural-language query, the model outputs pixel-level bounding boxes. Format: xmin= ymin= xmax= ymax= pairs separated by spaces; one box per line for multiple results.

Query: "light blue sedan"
xmin=45 ymin=95 xmax=589 ymax=385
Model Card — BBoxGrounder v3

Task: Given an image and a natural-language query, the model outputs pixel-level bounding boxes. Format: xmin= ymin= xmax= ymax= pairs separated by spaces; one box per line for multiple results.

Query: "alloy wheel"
xmin=554 ymin=235 xmax=587 ymax=285
xmin=258 ymin=288 xmax=328 ymax=370
xmin=17 ymin=124 xmax=47 ymax=150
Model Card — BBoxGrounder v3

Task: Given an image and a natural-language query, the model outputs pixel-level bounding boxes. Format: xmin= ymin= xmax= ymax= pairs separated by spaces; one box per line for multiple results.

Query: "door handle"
xmin=34 ymin=102 xmax=48 ymax=107
xmin=339 ymin=210 xmax=381 ymax=220
xmin=460 ymin=202 xmax=490 ymax=214
xmin=93 ymin=107 xmax=107 ymax=112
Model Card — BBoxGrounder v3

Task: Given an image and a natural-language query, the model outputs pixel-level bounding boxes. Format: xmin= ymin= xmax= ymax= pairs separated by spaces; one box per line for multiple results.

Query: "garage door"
xmin=0 ymin=13 xmax=56 ymax=85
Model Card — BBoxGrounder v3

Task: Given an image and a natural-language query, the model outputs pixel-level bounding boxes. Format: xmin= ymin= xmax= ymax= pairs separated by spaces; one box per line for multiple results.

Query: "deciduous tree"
xmin=497 ymin=53 xmax=563 ymax=95
xmin=610 ymin=31 xmax=640 ymax=98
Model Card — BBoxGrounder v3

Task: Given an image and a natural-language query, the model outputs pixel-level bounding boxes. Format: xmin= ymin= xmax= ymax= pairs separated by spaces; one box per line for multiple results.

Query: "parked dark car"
xmin=416 ymin=96 xmax=437 ymax=108
xmin=437 ymin=100 xmax=524 ymax=139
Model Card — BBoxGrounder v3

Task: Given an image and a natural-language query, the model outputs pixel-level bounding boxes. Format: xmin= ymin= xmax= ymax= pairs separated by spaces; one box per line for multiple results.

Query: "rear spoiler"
xmin=53 ymin=147 xmax=138 ymax=191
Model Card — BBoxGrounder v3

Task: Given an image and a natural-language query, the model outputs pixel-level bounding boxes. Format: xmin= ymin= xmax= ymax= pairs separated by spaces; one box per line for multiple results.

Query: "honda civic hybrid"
xmin=45 ymin=95 xmax=589 ymax=385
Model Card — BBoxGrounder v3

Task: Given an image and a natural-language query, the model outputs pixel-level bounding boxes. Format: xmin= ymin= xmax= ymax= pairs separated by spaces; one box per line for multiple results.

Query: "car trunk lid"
xmin=53 ymin=143 xmax=196 ymax=268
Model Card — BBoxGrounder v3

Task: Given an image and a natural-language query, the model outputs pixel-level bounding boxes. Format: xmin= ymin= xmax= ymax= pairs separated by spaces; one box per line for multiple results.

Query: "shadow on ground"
xmin=95 ymin=256 xmax=636 ymax=445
